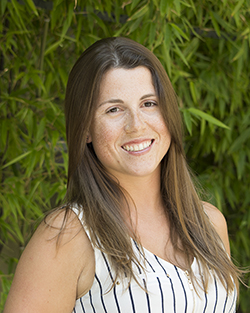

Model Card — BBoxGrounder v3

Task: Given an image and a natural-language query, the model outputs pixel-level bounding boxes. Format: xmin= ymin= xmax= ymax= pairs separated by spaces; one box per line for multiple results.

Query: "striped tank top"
xmin=72 ymin=210 xmax=237 ymax=313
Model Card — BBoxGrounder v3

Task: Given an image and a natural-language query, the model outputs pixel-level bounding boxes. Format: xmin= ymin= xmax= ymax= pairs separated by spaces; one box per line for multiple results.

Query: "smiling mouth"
xmin=122 ymin=140 xmax=153 ymax=152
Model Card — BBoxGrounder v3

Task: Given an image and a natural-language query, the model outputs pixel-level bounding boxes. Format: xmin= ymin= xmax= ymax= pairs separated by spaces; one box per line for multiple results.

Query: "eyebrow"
xmin=98 ymin=93 xmax=157 ymax=107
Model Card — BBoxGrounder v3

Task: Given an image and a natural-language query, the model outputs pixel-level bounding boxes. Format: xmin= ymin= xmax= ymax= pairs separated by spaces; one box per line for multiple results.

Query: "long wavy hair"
xmin=62 ymin=37 xmax=240 ymax=293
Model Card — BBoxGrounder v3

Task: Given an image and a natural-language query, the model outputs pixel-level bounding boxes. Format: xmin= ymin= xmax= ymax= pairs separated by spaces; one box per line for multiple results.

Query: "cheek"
xmin=91 ymin=121 xmax=118 ymax=156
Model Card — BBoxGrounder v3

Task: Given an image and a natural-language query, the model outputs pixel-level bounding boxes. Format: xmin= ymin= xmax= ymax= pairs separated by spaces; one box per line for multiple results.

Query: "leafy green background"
xmin=0 ymin=0 xmax=249 ymax=311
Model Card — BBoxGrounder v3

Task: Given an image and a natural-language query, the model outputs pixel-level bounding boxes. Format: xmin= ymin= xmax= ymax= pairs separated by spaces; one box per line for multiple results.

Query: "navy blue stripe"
xmin=157 ymin=277 xmax=164 ymax=313
xmin=135 ymin=262 xmax=142 ymax=274
xmin=128 ymin=284 xmax=136 ymax=313
xmin=101 ymin=252 xmax=114 ymax=282
xmin=223 ymin=293 xmax=228 ymax=313
xmin=213 ymin=277 xmax=218 ymax=313
xmin=101 ymin=252 xmax=121 ymax=313
xmin=154 ymin=255 xmax=176 ymax=313
xmin=229 ymin=288 xmax=237 ymax=313
xmin=113 ymin=284 xmax=121 ymax=313
xmin=202 ymin=291 xmax=208 ymax=313
xmin=80 ymin=297 xmax=86 ymax=313
xmin=89 ymin=290 xmax=96 ymax=313
xmin=95 ymin=274 xmax=108 ymax=313
xmin=174 ymin=266 xmax=187 ymax=313
xmin=143 ymin=279 xmax=151 ymax=313
xmin=132 ymin=240 xmax=155 ymax=272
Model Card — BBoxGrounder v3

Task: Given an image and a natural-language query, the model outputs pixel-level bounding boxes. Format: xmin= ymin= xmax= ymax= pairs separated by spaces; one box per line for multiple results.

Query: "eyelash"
xmin=106 ymin=107 xmax=119 ymax=113
xmin=143 ymin=101 xmax=157 ymax=107
xmin=106 ymin=101 xmax=157 ymax=114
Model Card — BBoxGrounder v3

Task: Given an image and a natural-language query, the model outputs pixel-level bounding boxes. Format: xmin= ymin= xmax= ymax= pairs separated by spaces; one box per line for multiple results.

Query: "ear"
xmin=86 ymin=132 xmax=92 ymax=143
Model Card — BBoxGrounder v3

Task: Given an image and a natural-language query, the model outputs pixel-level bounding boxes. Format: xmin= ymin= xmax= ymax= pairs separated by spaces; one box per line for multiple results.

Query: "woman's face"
xmin=88 ymin=66 xmax=171 ymax=181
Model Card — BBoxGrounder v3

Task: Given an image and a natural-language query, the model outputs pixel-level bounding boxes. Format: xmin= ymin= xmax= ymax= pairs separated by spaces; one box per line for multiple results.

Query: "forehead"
xmin=98 ymin=66 xmax=155 ymax=101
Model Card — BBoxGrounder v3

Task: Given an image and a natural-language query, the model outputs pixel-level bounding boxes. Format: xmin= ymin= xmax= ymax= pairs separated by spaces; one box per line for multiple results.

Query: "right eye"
xmin=106 ymin=107 xmax=120 ymax=113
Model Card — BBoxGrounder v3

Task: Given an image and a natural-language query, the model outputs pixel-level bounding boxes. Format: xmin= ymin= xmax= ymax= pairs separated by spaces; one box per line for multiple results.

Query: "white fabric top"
xmin=72 ymin=209 xmax=236 ymax=313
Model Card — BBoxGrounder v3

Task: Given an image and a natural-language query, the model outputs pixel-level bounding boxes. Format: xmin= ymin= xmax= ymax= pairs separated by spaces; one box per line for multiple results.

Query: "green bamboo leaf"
xmin=131 ymin=0 xmax=142 ymax=11
xmin=210 ymin=11 xmax=221 ymax=37
xmin=61 ymin=3 xmax=74 ymax=38
xmin=240 ymin=27 xmax=250 ymax=38
xmin=31 ymin=74 xmax=46 ymax=94
xmin=149 ymin=22 xmax=156 ymax=46
xmin=128 ymin=16 xmax=143 ymax=33
xmin=12 ymin=223 xmax=25 ymax=244
xmin=231 ymin=0 xmax=245 ymax=17
xmin=189 ymin=81 xmax=197 ymax=104
xmin=0 ymin=0 xmax=8 ymax=16
xmin=200 ymin=118 xmax=206 ymax=137
xmin=212 ymin=11 xmax=233 ymax=33
xmin=1 ymin=119 xmax=8 ymax=147
xmin=2 ymin=151 xmax=32 ymax=169
xmin=182 ymin=109 xmax=192 ymax=135
xmin=172 ymin=40 xmax=190 ymax=68
xmin=164 ymin=23 xmax=172 ymax=47
xmin=91 ymin=13 xmax=110 ymax=37
xmin=58 ymin=67 xmax=68 ymax=88
xmin=230 ymin=46 xmax=244 ymax=63
xmin=160 ymin=0 xmax=168 ymax=17
xmin=35 ymin=118 xmax=46 ymax=143
xmin=113 ymin=23 xmax=127 ymax=37
xmin=240 ymin=231 xmax=250 ymax=256
xmin=170 ymin=23 xmax=189 ymax=42
xmin=24 ymin=0 xmax=38 ymax=16
xmin=228 ymin=128 xmax=250 ymax=154
xmin=188 ymin=108 xmax=229 ymax=129
xmin=174 ymin=0 xmax=181 ymax=16
xmin=180 ymin=1 xmax=191 ymax=8
xmin=11 ymin=0 xmax=28 ymax=31
xmin=25 ymin=151 xmax=38 ymax=177
xmin=162 ymin=42 xmax=172 ymax=77
xmin=236 ymin=150 xmax=246 ymax=180
xmin=128 ymin=4 xmax=149 ymax=21
xmin=44 ymin=40 xmax=63 ymax=56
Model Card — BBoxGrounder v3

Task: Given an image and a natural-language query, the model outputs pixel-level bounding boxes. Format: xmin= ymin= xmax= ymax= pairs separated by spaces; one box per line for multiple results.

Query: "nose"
xmin=124 ymin=109 xmax=146 ymax=133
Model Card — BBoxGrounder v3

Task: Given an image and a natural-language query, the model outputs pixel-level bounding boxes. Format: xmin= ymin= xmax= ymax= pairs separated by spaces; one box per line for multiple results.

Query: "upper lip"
xmin=121 ymin=138 xmax=153 ymax=146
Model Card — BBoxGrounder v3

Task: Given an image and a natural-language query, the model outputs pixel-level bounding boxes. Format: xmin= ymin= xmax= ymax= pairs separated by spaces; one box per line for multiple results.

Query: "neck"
xmin=116 ymin=168 xmax=164 ymax=217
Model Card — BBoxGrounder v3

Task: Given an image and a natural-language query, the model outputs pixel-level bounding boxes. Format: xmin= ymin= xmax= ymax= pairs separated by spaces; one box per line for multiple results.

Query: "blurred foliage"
xmin=0 ymin=0 xmax=249 ymax=311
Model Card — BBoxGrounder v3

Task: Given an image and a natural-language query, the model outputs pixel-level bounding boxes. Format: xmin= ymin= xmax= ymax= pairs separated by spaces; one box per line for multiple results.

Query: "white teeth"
xmin=122 ymin=140 xmax=152 ymax=152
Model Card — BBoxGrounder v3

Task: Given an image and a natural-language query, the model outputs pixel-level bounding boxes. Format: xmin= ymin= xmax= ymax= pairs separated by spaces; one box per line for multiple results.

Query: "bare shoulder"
xmin=202 ymin=201 xmax=231 ymax=255
xmin=4 ymin=208 xmax=95 ymax=313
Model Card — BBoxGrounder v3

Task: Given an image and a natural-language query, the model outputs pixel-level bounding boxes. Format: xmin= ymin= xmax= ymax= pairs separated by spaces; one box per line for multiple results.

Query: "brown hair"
xmin=63 ymin=37 xmax=240 ymax=293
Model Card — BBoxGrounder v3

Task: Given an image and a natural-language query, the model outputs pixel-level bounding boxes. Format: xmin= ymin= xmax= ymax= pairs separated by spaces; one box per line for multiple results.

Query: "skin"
xmin=4 ymin=67 xmax=231 ymax=313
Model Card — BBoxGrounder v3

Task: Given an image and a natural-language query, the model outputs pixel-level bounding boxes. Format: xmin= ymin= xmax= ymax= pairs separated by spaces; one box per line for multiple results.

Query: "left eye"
xmin=143 ymin=101 xmax=156 ymax=107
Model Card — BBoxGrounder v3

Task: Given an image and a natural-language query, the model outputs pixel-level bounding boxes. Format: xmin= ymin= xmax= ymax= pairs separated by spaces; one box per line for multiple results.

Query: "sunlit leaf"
xmin=231 ymin=0 xmax=245 ymax=17
xmin=0 ymin=0 xmax=8 ymax=16
xmin=210 ymin=11 xmax=220 ymax=37
xmin=182 ymin=109 xmax=192 ymax=135
xmin=188 ymin=108 xmax=229 ymax=129
xmin=170 ymin=23 xmax=189 ymax=41
xmin=127 ymin=4 xmax=149 ymax=20
xmin=2 ymin=151 xmax=32 ymax=169
xmin=24 ymin=0 xmax=38 ymax=16
xmin=228 ymin=128 xmax=250 ymax=154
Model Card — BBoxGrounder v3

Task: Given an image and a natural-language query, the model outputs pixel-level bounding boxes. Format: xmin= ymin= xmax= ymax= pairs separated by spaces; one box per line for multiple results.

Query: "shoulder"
xmin=202 ymin=201 xmax=231 ymax=256
xmin=4 ymin=208 xmax=95 ymax=313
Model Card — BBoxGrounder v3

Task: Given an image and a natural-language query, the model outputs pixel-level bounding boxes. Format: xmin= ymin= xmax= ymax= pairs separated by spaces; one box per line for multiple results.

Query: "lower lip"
xmin=121 ymin=140 xmax=154 ymax=155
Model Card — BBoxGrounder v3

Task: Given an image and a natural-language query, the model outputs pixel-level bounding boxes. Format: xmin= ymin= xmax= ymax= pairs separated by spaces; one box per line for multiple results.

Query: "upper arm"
xmin=202 ymin=201 xmax=231 ymax=256
xmin=4 ymin=210 xmax=94 ymax=313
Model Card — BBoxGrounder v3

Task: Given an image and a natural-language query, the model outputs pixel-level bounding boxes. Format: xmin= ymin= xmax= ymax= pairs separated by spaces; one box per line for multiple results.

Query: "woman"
xmin=4 ymin=37 xmax=240 ymax=313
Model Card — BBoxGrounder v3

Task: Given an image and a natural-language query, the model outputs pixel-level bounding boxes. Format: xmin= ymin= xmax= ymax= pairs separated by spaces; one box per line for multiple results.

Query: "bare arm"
xmin=4 ymin=210 xmax=95 ymax=313
xmin=202 ymin=201 xmax=231 ymax=256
